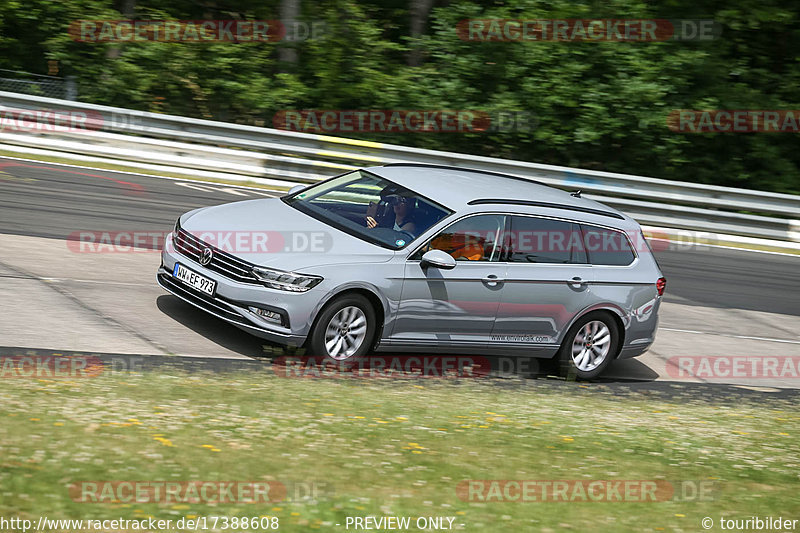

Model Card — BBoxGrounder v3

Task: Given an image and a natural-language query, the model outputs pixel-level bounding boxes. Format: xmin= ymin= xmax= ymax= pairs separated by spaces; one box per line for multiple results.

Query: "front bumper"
xmin=158 ymin=233 xmax=319 ymax=347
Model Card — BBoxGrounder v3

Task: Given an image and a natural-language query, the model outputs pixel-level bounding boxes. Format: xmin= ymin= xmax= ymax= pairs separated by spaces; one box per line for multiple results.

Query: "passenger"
xmin=429 ymin=232 xmax=485 ymax=261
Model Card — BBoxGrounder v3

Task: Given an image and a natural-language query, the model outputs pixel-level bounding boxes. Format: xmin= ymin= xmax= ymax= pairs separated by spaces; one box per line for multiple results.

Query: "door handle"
xmin=568 ymin=276 xmax=587 ymax=288
xmin=482 ymin=274 xmax=504 ymax=286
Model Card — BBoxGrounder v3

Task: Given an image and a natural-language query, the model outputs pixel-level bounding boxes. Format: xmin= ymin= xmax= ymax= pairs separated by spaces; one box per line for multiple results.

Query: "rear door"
xmin=490 ymin=215 xmax=592 ymax=351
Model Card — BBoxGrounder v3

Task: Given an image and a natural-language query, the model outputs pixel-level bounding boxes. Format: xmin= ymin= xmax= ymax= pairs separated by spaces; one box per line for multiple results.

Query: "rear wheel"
xmin=558 ymin=312 xmax=620 ymax=380
xmin=308 ymin=294 xmax=376 ymax=361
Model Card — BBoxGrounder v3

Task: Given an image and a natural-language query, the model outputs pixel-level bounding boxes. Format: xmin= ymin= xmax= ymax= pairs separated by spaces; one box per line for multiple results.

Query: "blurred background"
xmin=0 ymin=0 xmax=798 ymax=194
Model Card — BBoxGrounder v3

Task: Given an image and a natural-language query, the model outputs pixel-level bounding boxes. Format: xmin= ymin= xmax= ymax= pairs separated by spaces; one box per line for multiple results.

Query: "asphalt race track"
xmin=2 ymin=157 xmax=799 ymax=388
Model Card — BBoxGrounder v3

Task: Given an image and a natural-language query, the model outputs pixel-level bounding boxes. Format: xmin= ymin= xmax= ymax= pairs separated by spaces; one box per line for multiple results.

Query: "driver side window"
xmin=411 ymin=214 xmax=506 ymax=262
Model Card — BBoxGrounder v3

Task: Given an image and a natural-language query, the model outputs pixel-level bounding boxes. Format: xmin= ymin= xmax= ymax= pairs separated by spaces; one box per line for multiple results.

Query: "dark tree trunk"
xmin=279 ymin=0 xmax=300 ymax=65
xmin=408 ymin=0 xmax=434 ymax=66
xmin=107 ymin=0 xmax=136 ymax=59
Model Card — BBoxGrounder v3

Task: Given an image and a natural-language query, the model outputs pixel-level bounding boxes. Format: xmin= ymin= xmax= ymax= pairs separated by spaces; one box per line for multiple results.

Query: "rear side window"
xmin=581 ymin=225 xmax=636 ymax=266
xmin=507 ymin=216 xmax=587 ymax=264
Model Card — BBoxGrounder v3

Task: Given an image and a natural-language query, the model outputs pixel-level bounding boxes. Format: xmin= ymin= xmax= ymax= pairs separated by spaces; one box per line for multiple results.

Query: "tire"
xmin=308 ymin=294 xmax=377 ymax=362
xmin=557 ymin=311 xmax=620 ymax=380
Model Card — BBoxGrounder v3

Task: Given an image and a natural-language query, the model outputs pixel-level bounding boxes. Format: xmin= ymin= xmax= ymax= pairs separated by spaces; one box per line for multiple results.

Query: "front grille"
xmin=174 ymin=228 xmax=261 ymax=284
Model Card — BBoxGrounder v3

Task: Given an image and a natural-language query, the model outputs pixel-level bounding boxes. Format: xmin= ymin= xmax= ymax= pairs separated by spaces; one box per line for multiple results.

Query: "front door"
xmin=391 ymin=214 xmax=507 ymax=347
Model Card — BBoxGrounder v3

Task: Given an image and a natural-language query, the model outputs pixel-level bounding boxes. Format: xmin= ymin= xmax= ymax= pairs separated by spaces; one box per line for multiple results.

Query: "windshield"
xmin=283 ymin=170 xmax=452 ymax=249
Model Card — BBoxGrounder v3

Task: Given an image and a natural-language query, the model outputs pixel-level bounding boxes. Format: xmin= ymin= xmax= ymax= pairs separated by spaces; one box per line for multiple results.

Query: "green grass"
xmin=1 ymin=369 xmax=799 ymax=532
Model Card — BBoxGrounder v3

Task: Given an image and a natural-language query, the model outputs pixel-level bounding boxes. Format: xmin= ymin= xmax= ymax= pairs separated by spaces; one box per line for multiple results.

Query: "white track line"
xmin=0 ymin=155 xmax=284 ymax=194
xmin=41 ymin=277 xmax=154 ymax=287
xmin=647 ymin=237 xmax=800 ymax=259
xmin=661 ymin=327 xmax=800 ymax=345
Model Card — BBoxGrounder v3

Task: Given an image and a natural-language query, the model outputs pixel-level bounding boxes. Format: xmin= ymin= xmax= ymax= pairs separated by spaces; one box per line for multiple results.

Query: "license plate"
xmin=173 ymin=263 xmax=216 ymax=296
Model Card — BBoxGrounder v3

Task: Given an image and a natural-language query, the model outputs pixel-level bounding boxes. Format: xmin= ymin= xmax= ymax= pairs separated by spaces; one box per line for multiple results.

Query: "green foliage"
xmin=0 ymin=0 xmax=798 ymax=193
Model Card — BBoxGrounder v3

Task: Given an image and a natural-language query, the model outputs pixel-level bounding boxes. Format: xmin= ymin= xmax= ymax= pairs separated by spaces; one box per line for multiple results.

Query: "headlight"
xmin=251 ymin=266 xmax=323 ymax=292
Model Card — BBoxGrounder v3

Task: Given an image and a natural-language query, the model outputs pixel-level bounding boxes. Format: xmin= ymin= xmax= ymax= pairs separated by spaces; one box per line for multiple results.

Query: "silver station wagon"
xmin=158 ymin=164 xmax=666 ymax=379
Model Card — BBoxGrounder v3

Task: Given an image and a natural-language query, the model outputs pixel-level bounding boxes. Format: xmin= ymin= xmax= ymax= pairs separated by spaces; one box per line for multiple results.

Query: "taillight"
xmin=656 ymin=277 xmax=667 ymax=296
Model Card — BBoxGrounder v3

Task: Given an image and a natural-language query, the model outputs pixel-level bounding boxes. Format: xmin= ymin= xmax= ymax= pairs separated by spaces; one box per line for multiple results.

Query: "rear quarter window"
xmin=581 ymin=225 xmax=636 ymax=266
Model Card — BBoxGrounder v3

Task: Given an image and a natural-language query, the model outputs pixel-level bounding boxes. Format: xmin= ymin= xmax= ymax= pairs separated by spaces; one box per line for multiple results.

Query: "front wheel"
xmin=308 ymin=294 xmax=376 ymax=361
xmin=558 ymin=312 xmax=620 ymax=380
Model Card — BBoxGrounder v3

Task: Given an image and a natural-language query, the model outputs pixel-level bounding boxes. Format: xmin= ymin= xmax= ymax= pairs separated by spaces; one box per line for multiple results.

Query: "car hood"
xmin=181 ymin=198 xmax=393 ymax=270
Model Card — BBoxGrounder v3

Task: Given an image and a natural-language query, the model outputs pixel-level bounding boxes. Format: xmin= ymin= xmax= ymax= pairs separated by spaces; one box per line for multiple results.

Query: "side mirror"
xmin=420 ymin=249 xmax=456 ymax=270
xmin=287 ymin=184 xmax=306 ymax=195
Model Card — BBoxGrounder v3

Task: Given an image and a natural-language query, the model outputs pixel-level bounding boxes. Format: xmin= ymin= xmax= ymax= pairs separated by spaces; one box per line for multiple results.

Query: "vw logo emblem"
xmin=199 ymin=247 xmax=213 ymax=266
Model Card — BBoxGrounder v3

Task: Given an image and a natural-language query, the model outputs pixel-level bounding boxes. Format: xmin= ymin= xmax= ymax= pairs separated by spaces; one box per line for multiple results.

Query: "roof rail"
xmin=382 ymin=162 xmax=547 ymax=187
xmin=467 ymin=198 xmax=625 ymax=220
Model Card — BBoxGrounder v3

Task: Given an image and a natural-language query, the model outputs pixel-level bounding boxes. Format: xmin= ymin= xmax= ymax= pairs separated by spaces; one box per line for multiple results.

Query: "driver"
xmin=366 ymin=193 xmax=417 ymax=236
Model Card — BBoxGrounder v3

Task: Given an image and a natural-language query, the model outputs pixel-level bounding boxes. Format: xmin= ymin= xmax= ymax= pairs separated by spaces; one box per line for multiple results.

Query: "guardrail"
xmin=1 ymin=90 xmax=799 ymax=242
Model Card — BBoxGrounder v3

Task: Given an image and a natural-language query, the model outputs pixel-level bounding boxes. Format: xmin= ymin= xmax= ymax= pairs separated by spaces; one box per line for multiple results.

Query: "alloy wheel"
xmin=571 ymin=320 xmax=611 ymax=372
xmin=324 ymin=306 xmax=368 ymax=360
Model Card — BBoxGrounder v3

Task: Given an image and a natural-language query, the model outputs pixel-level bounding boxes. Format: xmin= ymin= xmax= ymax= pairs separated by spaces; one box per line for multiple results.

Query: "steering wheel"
xmin=396 ymin=229 xmax=415 ymax=241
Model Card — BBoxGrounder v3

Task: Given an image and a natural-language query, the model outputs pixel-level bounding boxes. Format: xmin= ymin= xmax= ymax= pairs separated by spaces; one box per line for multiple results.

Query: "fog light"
xmin=248 ymin=306 xmax=283 ymax=324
